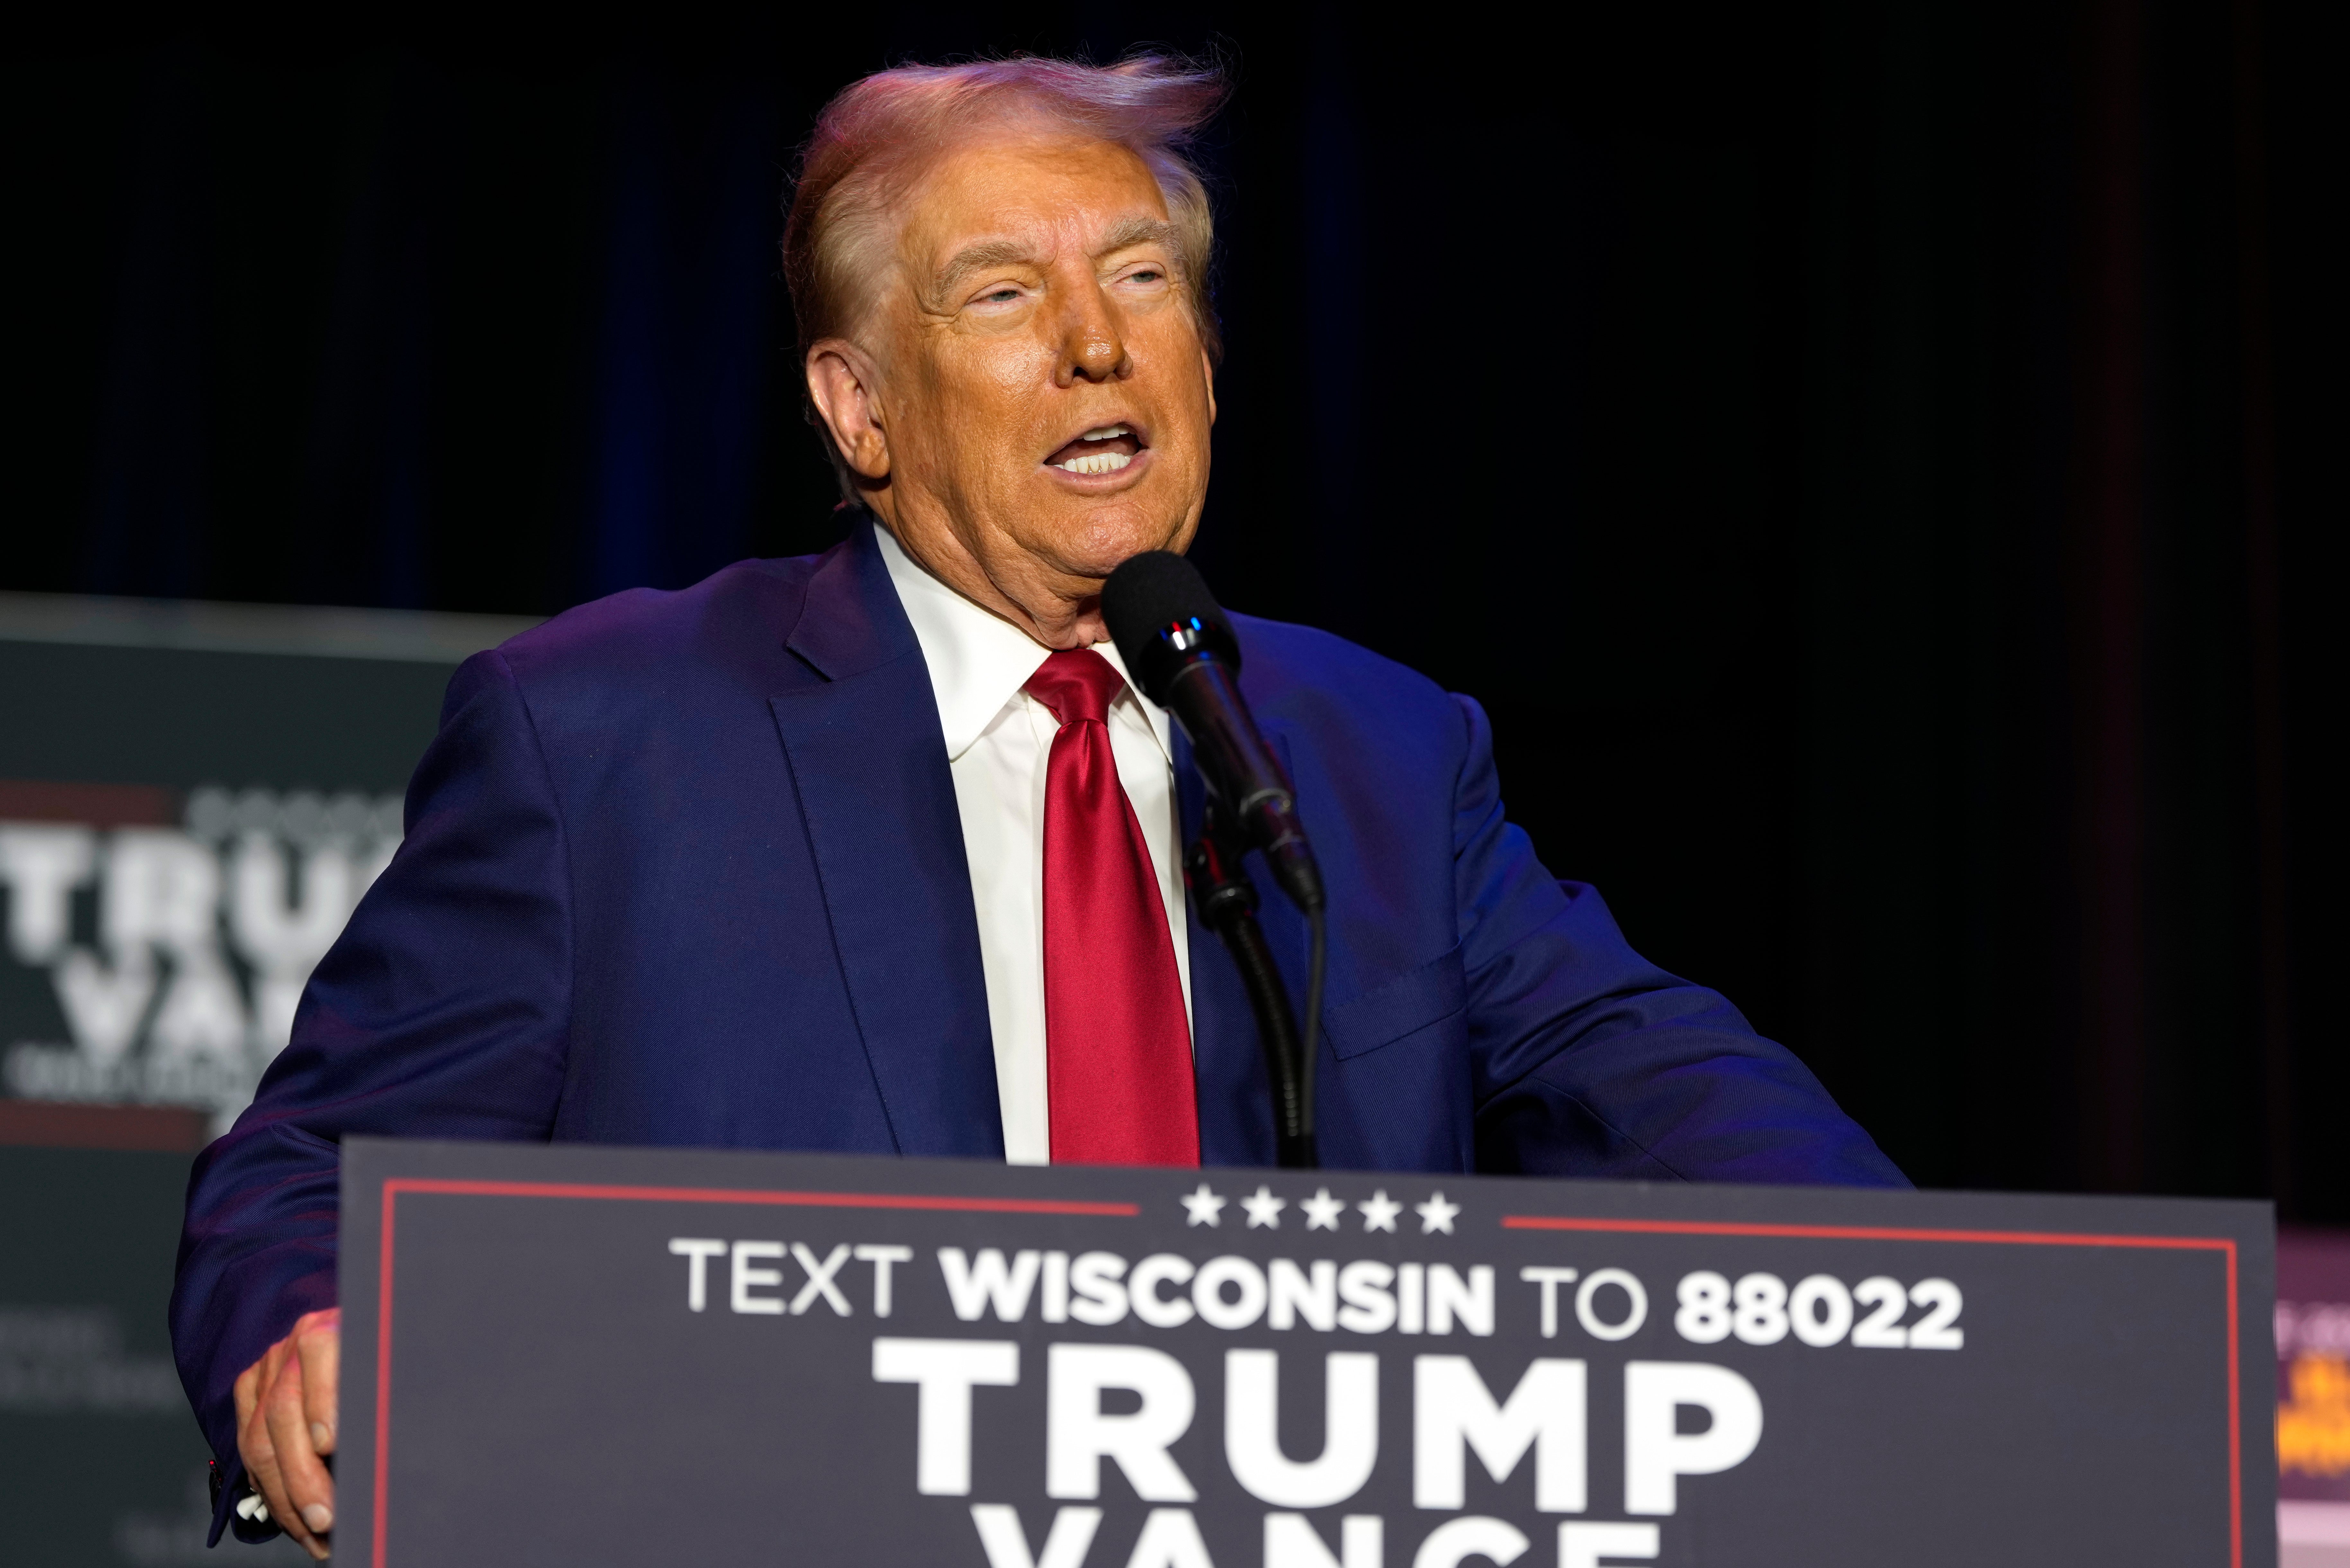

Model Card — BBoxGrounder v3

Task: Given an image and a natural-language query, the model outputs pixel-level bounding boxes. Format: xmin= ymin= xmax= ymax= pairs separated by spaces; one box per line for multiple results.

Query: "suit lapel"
xmin=769 ymin=521 xmax=1003 ymax=1158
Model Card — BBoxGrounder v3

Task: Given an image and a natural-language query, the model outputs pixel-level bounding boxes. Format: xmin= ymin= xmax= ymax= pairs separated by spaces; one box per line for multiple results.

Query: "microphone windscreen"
xmin=1102 ymin=551 xmax=1239 ymax=704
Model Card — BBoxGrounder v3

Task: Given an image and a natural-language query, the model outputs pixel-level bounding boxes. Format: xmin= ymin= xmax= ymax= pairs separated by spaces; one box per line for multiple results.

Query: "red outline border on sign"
xmin=368 ymin=1179 xmax=1140 ymax=1567
xmin=364 ymin=1186 xmax=2246 ymax=1568
xmin=1501 ymin=1212 xmax=2245 ymax=1568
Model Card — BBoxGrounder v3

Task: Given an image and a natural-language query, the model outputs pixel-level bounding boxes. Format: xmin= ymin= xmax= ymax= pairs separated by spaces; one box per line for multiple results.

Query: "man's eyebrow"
xmin=932 ymin=239 xmax=1040 ymax=301
xmin=1094 ymin=216 xmax=1185 ymax=263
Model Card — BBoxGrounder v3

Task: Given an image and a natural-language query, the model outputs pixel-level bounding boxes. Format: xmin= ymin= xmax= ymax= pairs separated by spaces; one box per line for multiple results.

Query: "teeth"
xmin=1059 ymin=451 xmax=1134 ymax=475
xmin=1079 ymin=425 xmax=1129 ymax=440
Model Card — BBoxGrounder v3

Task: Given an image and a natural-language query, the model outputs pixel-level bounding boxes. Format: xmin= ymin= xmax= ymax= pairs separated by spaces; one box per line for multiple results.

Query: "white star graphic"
xmin=1358 ymin=1189 xmax=1402 ymax=1232
xmin=1240 ymin=1185 xmax=1287 ymax=1229
xmin=1415 ymin=1191 xmax=1462 ymax=1235
xmin=1180 ymin=1183 xmax=1227 ymax=1227
xmin=1299 ymin=1187 xmax=1346 ymax=1231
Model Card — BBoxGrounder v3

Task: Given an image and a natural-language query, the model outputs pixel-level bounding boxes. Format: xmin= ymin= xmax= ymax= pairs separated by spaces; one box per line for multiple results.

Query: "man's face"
xmin=810 ymin=131 xmax=1217 ymax=645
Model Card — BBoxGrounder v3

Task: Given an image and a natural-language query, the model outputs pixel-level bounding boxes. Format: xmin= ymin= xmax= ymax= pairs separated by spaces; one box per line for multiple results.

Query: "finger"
xmin=237 ymin=1336 xmax=328 ymax=1557
xmin=237 ymin=1350 xmax=284 ymax=1512
xmin=240 ymin=1389 xmax=307 ymax=1552
xmin=233 ymin=1360 xmax=260 ymax=1433
xmin=254 ymin=1440 xmax=327 ymax=1555
xmin=294 ymin=1310 xmax=341 ymax=1455
xmin=243 ymin=1337 xmax=286 ymax=1434
xmin=263 ymin=1351 xmax=337 ymax=1547
xmin=238 ymin=1395 xmax=280 ymax=1510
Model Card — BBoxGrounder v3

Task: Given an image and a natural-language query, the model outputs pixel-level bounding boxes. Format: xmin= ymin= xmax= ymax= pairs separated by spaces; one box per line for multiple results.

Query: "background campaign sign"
xmin=0 ymin=592 xmax=523 ymax=1568
xmin=2278 ymin=1229 xmax=2350 ymax=1561
xmin=0 ymin=591 xmax=530 ymax=1135
xmin=339 ymin=1139 xmax=2276 ymax=1568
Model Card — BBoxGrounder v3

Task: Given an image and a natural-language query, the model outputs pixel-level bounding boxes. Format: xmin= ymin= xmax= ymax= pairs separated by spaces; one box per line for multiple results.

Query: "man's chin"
xmin=1027 ymin=500 xmax=1195 ymax=584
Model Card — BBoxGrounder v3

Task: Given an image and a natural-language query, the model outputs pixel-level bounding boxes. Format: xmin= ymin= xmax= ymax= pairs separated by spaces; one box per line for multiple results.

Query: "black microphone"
xmin=1102 ymin=552 xmax=1324 ymax=917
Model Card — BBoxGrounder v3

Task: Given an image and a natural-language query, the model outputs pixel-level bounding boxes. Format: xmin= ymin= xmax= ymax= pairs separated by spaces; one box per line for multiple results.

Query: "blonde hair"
xmin=783 ymin=55 xmax=1229 ymax=496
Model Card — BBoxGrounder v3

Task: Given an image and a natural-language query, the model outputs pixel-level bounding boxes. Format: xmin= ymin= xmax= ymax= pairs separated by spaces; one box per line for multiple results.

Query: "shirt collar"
xmin=875 ymin=522 xmax=1174 ymax=766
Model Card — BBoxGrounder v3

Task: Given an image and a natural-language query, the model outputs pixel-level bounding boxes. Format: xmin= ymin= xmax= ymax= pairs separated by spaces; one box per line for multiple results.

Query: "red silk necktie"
xmin=1023 ymin=649 xmax=1200 ymax=1166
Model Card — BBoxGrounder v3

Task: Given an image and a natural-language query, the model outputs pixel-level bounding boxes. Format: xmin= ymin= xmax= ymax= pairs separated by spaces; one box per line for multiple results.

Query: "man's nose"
xmin=1053 ymin=284 xmax=1131 ymax=386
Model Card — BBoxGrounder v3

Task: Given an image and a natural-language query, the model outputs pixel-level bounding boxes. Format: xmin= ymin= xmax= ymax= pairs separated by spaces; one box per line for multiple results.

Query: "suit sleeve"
xmin=170 ymin=648 xmax=574 ymax=1541
xmin=1449 ymin=694 xmax=1907 ymax=1186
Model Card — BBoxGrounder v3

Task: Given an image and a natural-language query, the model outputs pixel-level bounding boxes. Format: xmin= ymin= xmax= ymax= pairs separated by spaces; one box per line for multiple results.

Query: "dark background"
xmin=0 ymin=1146 xmax=309 ymax=1563
xmin=4 ymin=4 xmax=2340 ymax=1212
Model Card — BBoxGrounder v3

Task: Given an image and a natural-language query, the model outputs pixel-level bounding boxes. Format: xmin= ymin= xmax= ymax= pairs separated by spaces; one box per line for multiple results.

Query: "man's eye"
xmin=982 ymin=287 xmax=1021 ymax=303
xmin=1129 ymin=269 xmax=1163 ymax=284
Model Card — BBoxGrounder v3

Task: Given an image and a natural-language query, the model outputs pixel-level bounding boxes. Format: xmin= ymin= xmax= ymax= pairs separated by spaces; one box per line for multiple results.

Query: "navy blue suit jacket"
xmin=172 ymin=518 xmax=1901 ymax=1533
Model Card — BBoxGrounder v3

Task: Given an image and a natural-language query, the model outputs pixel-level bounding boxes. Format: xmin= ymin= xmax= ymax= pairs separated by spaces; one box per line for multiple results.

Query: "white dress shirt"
xmin=875 ymin=524 xmax=1192 ymax=1165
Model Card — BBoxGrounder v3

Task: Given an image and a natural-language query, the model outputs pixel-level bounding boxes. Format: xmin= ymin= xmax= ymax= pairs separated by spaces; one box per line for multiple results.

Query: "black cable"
xmin=1300 ymin=906 xmax=1325 ymax=1147
xmin=1185 ymin=816 xmax=1321 ymax=1168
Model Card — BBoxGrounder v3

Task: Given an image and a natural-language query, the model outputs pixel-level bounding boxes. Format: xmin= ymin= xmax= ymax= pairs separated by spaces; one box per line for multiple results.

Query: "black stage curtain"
xmin=3 ymin=4 xmax=2340 ymax=1211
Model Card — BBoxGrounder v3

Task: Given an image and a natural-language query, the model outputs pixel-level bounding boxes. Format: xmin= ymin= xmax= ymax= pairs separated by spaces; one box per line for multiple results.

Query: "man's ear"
xmin=1200 ymin=345 xmax=1218 ymax=427
xmin=805 ymin=340 xmax=892 ymax=480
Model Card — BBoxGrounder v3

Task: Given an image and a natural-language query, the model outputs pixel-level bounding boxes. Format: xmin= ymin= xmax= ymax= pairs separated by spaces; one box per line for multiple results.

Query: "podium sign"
xmin=337 ymin=1139 xmax=2274 ymax=1567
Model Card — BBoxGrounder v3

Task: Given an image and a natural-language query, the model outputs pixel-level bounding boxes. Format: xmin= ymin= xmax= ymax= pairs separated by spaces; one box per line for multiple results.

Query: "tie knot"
xmin=1024 ymin=648 xmax=1128 ymax=728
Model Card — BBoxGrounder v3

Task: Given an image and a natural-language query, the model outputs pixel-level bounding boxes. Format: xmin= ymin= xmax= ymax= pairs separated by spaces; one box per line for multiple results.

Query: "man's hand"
xmin=233 ymin=1307 xmax=340 ymax=1561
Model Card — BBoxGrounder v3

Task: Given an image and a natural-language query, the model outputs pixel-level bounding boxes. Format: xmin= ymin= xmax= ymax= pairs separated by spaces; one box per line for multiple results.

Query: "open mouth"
xmin=1045 ymin=424 xmax=1146 ymax=476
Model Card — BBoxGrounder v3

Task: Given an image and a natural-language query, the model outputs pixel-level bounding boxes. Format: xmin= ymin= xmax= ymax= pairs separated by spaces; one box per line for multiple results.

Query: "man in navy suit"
xmin=174 ymin=55 xmax=1903 ymax=1555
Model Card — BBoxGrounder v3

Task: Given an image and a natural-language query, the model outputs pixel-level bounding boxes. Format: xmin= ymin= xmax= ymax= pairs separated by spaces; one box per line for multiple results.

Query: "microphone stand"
xmin=1185 ymin=808 xmax=1319 ymax=1169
